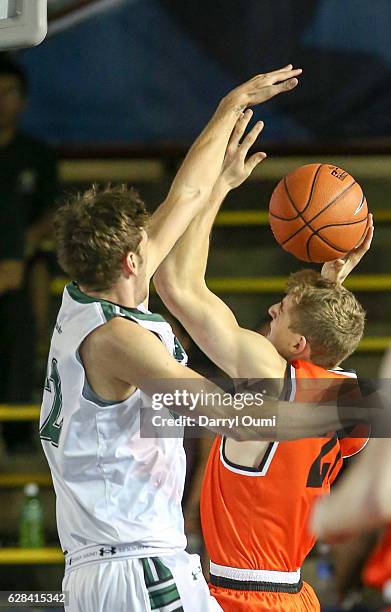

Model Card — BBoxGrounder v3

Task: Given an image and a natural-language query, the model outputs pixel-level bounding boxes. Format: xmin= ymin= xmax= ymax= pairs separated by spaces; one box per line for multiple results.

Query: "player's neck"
xmin=80 ymin=280 xmax=140 ymax=309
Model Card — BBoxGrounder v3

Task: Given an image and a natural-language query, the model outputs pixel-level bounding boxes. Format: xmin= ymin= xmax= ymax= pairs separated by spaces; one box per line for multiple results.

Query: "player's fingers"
xmin=365 ymin=212 xmax=374 ymax=238
xmin=245 ymin=65 xmax=293 ymax=84
xmin=241 ymin=69 xmax=302 ymax=106
xmin=269 ymin=68 xmax=302 ymax=85
xmin=227 ymin=109 xmax=253 ymax=153
xmin=269 ymin=64 xmax=293 ymax=75
xmin=250 ymin=67 xmax=301 ymax=83
xmin=244 ymin=152 xmax=267 ymax=174
xmin=239 ymin=121 xmax=264 ymax=156
xmin=274 ymin=77 xmax=300 ymax=91
xmin=333 ymin=260 xmax=345 ymax=268
xmin=248 ymin=77 xmax=300 ymax=104
xmin=362 ymin=222 xmax=374 ymax=250
xmin=354 ymin=214 xmax=374 ymax=253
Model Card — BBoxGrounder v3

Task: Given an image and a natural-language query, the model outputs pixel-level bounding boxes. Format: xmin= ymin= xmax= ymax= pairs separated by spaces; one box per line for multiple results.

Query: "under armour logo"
xmin=192 ymin=567 xmax=202 ymax=581
xmin=99 ymin=546 xmax=117 ymax=556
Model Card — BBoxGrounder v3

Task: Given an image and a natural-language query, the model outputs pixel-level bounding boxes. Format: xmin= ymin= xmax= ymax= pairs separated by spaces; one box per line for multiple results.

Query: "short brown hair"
xmin=286 ymin=270 xmax=365 ymax=368
xmin=55 ymin=184 xmax=149 ymax=291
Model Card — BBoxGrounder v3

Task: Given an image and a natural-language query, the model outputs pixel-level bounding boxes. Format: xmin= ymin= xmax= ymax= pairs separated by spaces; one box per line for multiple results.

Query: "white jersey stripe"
xmin=147 ymin=558 xmax=160 ymax=583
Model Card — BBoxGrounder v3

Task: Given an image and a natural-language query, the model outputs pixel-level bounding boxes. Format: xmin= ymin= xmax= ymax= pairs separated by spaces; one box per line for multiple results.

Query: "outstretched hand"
xmin=218 ymin=109 xmax=266 ymax=190
xmin=321 ymin=213 xmax=374 ymax=284
xmin=224 ymin=64 xmax=302 ymax=112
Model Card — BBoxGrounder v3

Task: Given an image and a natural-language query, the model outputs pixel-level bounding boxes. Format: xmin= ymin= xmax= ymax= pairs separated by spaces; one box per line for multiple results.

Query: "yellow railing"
xmin=58 ymin=156 xmax=391 ymax=183
xmin=38 ymin=209 xmax=391 ymax=246
xmin=206 ymin=275 xmax=391 ymax=293
xmin=0 ymin=548 xmax=63 ymax=564
xmin=50 ymin=275 xmax=391 ymax=297
xmin=357 ymin=336 xmax=391 ymax=351
xmin=0 ymin=406 xmax=40 ymax=421
xmin=0 ymin=473 xmax=51 ymax=487
xmin=216 ymin=209 xmax=391 ymax=226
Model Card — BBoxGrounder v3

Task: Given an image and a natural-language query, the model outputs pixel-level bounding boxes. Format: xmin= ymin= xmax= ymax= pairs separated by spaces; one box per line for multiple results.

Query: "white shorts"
xmin=63 ymin=550 xmax=222 ymax=612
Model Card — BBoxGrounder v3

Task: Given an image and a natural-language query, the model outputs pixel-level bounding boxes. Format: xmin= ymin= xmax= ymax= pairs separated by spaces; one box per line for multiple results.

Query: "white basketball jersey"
xmin=40 ymin=282 xmax=188 ymax=556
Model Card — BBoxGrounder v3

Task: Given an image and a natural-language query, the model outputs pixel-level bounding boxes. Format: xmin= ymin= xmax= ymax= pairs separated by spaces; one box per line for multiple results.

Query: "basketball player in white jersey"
xmin=40 ymin=66 xmax=367 ymax=612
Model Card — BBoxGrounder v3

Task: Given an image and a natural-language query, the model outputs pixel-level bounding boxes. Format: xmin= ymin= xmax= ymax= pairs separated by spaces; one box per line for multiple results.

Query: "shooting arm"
xmin=155 ymin=113 xmax=284 ymax=379
xmin=146 ymin=66 xmax=302 ymax=279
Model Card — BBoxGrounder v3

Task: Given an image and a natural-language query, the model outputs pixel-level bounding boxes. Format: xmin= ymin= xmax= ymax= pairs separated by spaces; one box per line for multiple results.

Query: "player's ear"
xmin=292 ymin=334 xmax=307 ymax=355
xmin=123 ymin=252 xmax=137 ymax=277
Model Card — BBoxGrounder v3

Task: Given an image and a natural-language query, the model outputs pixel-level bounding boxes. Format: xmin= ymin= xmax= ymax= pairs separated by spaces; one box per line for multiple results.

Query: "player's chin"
xmin=267 ymin=330 xmax=281 ymax=351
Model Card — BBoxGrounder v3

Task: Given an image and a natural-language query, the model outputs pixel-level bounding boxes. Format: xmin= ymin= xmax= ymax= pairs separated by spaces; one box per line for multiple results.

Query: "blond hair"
xmin=286 ymin=269 xmax=365 ymax=368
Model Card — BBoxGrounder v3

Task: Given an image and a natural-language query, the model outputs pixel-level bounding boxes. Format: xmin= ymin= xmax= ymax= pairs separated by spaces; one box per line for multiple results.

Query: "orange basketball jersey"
xmin=201 ymin=359 xmax=368 ymax=574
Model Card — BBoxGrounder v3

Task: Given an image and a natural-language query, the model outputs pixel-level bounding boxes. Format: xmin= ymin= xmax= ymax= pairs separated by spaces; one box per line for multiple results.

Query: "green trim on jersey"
xmin=141 ymin=557 xmax=183 ymax=611
xmin=66 ymin=282 xmax=187 ymax=364
xmin=174 ymin=337 xmax=186 ymax=363
xmin=66 ymin=282 xmax=165 ymax=322
xmin=40 ymin=358 xmax=63 ymax=447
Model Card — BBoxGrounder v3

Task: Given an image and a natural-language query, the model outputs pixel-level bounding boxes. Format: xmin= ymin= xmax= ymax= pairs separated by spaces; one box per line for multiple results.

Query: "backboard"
xmin=0 ymin=0 xmax=47 ymax=49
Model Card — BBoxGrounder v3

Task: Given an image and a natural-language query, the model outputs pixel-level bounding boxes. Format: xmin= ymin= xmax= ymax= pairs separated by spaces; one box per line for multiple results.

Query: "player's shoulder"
xmin=82 ymin=315 xmax=147 ymax=358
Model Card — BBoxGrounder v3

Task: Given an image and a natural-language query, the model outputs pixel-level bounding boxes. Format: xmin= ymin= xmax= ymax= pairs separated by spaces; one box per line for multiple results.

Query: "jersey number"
xmin=306 ymin=437 xmax=340 ymax=488
xmin=40 ymin=358 xmax=63 ymax=447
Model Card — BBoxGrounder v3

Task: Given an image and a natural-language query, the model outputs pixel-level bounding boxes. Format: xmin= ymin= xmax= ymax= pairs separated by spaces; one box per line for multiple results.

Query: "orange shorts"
xmin=209 ymin=580 xmax=320 ymax=612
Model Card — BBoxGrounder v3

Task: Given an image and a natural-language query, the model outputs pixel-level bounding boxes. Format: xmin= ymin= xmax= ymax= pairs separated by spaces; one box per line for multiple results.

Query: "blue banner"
xmin=14 ymin=0 xmax=391 ymax=145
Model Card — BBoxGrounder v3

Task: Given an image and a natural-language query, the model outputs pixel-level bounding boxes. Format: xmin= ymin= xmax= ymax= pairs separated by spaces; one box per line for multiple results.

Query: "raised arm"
xmin=146 ymin=65 xmax=302 ymax=279
xmin=154 ymin=111 xmax=285 ymax=379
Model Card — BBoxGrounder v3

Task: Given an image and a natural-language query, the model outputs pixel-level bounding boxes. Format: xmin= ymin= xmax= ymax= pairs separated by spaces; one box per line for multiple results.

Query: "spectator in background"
xmin=0 ymin=55 xmax=58 ymax=453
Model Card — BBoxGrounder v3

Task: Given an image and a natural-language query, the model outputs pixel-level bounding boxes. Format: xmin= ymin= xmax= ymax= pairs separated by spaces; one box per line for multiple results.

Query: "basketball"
xmin=269 ymin=163 xmax=368 ymax=263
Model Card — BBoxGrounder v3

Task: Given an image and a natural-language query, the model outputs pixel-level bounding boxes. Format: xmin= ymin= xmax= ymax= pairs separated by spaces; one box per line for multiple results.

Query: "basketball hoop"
xmin=0 ymin=0 xmax=47 ymax=49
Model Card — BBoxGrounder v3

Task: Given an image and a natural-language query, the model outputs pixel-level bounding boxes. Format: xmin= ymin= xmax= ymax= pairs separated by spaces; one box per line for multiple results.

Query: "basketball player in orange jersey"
xmin=154 ymin=111 xmax=374 ymax=611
